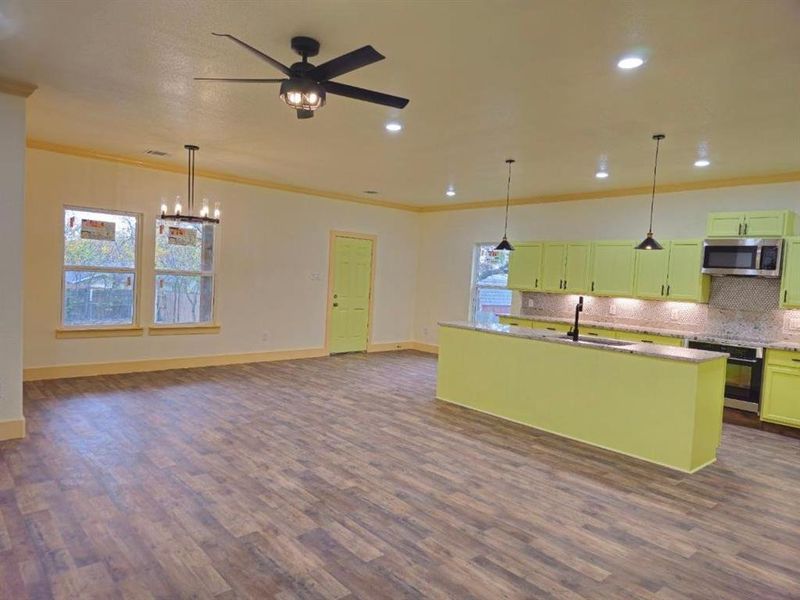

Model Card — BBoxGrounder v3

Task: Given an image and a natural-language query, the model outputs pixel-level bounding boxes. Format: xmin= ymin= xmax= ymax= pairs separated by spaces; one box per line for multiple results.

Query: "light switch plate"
xmin=671 ymin=309 xmax=680 ymax=321
xmin=527 ymin=299 xmax=535 ymax=308
xmin=789 ymin=318 xmax=800 ymax=331
xmin=310 ymin=272 xmax=321 ymax=281
xmin=609 ymin=304 xmax=617 ymax=316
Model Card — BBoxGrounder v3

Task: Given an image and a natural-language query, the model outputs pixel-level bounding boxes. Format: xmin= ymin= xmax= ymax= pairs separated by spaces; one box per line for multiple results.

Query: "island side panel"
xmin=436 ymin=325 xmax=719 ymax=472
xmin=689 ymin=357 xmax=727 ymax=472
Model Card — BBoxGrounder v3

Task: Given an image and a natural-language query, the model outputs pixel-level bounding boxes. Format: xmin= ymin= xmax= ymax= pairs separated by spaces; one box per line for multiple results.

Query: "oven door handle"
xmin=728 ymin=358 xmax=761 ymax=365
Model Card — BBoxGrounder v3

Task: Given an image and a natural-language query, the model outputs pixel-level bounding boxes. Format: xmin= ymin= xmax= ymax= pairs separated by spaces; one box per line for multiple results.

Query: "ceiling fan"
xmin=196 ymin=33 xmax=410 ymax=119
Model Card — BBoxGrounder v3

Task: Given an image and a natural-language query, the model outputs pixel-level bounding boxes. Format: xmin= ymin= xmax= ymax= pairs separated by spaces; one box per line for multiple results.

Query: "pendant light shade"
xmin=495 ymin=159 xmax=516 ymax=252
xmin=636 ymin=133 xmax=665 ymax=251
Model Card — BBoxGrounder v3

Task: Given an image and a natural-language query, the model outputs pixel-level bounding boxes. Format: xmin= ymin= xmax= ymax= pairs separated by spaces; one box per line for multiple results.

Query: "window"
xmin=154 ymin=221 xmax=215 ymax=324
xmin=471 ymin=243 xmax=512 ymax=324
xmin=62 ymin=207 xmax=139 ymax=327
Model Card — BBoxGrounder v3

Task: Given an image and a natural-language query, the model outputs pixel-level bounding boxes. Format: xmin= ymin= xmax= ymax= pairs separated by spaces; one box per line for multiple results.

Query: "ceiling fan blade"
xmin=322 ymin=81 xmax=409 ymax=109
xmin=194 ymin=77 xmax=285 ymax=83
xmin=211 ymin=32 xmax=292 ymax=76
xmin=309 ymin=45 xmax=385 ymax=82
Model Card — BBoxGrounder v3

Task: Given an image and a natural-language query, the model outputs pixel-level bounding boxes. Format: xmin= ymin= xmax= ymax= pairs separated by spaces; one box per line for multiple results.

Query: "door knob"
xmin=333 ymin=303 xmax=339 ymax=307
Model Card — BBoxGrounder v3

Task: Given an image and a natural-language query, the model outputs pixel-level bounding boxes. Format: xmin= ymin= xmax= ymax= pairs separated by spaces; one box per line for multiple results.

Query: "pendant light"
xmin=159 ymin=145 xmax=221 ymax=224
xmin=636 ymin=134 xmax=665 ymax=250
xmin=495 ymin=158 xmax=516 ymax=252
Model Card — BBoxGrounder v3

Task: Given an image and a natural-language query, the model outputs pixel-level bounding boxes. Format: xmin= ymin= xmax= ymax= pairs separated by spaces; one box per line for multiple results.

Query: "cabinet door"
xmin=707 ymin=212 xmax=746 ymax=237
xmin=563 ymin=242 xmax=592 ymax=293
xmin=666 ymin=240 xmax=710 ymax=302
xmin=743 ymin=211 xmax=789 ymax=237
xmin=780 ymin=238 xmax=800 ymax=308
xmin=541 ymin=243 xmax=567 ymax=292
xmin=633 ymin=241 xmax=671 ymax=299
xmin=506 ymin=243 xmax=543 ymax=290
xmin=591 ymin=241 xmax=636 ymax=297
xmin=761 ymin=365 xmax=800 ymax=427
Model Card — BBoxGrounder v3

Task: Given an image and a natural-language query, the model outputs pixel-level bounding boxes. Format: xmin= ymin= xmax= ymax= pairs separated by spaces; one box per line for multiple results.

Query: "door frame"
xmin=324 ymin=230 xmax=377 ymax=355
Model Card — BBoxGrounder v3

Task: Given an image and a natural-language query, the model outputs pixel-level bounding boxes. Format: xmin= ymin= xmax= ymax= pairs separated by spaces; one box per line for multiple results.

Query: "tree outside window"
xmin=471 ymin=244 xmax=512 ymax=323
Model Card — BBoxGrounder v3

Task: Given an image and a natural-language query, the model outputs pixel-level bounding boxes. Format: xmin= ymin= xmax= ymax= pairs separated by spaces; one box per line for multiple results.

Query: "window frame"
xmin=152 ymin=220 xmax=218 ymax=327
xmin=470 ymin=242 xmax=512 ymax=323
xmin=60 ymin=205 xmax=143 ymax=330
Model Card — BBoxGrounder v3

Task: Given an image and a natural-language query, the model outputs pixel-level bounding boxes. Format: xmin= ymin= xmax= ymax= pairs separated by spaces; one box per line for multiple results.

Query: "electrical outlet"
xmin=310 ymin=272 xmax=321 ymax=281
xmin=423 ymin=327 xmax=429 ymax=336
xmin=609 ymin=304 xmax=617 ymax=316
xmin=527 ymin=299 xmax=535 ymax=308
xmin=789 ymin=318 xmax=800 ymax=331
xmin=671 ymin=309 xmax=680 ymax=321
xmin=261 ymin=332 xmax=269 ymax=342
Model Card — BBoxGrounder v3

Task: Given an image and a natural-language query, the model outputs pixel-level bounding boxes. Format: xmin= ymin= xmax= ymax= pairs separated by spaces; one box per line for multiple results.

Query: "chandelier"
xmin=160 ymin=144 xmax=220 ymax=224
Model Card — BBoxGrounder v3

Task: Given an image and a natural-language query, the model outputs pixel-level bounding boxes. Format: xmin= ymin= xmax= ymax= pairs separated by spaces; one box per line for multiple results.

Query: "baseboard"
xmin=0 ymin=418 xmax=25 ymax=441
xmin=409 ymin=341 xmax=439 ymax=354
xmin=367 ymin=341 xmax=413 ymax=352
xmin=23 ymin=347 xmax=328 ymax=381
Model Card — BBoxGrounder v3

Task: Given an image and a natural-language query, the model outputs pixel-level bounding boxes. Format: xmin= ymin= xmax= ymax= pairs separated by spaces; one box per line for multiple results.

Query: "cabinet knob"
xmin=333 ymin=303 xmax=339 ymax=307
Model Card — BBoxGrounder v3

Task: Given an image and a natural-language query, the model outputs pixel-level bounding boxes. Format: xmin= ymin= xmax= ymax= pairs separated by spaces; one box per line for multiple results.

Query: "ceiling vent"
xmin=144 ymin=149 xmax=169 ymax=157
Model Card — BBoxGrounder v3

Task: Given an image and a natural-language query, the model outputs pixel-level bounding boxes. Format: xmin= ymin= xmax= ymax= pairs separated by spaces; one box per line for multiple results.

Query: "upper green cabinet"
xmin=632 ymin=240 xmax=710 ymax=303
xmin=541 ymin=243 xmax=568 ymax=292
xmin=780 ymin=237 xmax=800 ymax=308
xmin=564 ymin=242 xmax=592 ymax=293
xmin=591 ymin=241 xmax=636 ymax=296
xmin=506 ymin=243 xmax=543 ymax=290
xmin=707 ymin=210 xmax=795 ymax=238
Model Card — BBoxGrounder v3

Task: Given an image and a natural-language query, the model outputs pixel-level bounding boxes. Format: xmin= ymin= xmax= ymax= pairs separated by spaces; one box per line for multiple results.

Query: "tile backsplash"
xmin=520 ymin=277 xmax=800 ymax=343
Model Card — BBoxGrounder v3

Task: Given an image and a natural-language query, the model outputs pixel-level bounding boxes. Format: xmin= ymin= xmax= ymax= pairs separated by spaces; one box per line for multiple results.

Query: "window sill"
xmin=55 ymin=326 xmax=144 ymax=339
xmin=148 ymin=324 xmax=221 ymax=336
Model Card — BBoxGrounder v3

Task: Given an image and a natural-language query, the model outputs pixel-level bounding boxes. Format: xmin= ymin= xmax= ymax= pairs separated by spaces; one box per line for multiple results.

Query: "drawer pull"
xmin=587 ymin=332 xmax=599 ymax=336
xmin=546 ymin=327 xmax=557 ymax=331
xmin=792 ymin=359 xmax=800 ymax=363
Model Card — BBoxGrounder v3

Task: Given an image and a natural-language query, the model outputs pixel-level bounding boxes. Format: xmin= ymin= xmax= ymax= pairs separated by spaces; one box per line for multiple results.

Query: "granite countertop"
xmin=498 ymin=313 xmax=800 ymax=352
xmin=439 ymin=321 xmax=729 ymax=364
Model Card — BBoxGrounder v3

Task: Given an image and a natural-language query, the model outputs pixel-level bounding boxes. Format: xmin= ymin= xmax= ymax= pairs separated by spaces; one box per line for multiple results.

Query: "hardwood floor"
xmin=3 ymin=351 xmax=800 ymax=599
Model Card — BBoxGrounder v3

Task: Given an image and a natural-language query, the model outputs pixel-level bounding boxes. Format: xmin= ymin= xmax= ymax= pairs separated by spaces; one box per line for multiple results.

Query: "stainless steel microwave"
xmin=701 ymin=238 xmax=783 ymax=277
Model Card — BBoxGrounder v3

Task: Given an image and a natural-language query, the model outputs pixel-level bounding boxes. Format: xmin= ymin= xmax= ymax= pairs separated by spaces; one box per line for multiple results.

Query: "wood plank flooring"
xmin=3 ymin=350 xmax=800 ymax=599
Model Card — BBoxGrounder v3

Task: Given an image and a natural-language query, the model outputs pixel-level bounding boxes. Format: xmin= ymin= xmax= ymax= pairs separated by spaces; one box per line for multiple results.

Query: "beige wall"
xmin=0 ymin=93 xmax=26 ymax=423
xmin=24 ymin=149 xmax=420 ymax=369
xmin=414 ymin=181 xmax=800 ymax=345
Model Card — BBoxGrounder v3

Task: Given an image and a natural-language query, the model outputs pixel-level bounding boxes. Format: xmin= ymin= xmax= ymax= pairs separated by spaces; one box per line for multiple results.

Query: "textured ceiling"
xmin=1 ymin=0 xmax=799 ymax=207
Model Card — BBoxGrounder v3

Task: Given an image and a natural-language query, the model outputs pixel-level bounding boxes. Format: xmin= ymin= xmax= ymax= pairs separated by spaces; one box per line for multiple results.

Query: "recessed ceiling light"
xmin=694 ymin=159 xmax=711 ymax=167
xmin=385 ymin=122 xmax=402 ymax=132
xmin=617 ymin=56 xmax=645 ymax=70
xmin=446 ymin=188 xmax=456 ymax=197
xmin=595 ymin=171 xmax=609 ymax=179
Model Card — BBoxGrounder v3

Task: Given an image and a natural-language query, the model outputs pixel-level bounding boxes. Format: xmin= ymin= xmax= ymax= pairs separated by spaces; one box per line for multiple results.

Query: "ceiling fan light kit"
xmin=197 ymin=33 xmax=409 ymax=119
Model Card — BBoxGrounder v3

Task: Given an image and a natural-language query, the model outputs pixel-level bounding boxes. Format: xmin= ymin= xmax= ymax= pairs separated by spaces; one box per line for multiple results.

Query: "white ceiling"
xmin=1 ymin=0 xmax=799 ymax=207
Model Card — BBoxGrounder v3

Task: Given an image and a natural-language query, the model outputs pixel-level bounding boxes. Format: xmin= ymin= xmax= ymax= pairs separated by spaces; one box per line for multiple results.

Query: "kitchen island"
xmin=437 ymin=321 xmax=728 ymax=473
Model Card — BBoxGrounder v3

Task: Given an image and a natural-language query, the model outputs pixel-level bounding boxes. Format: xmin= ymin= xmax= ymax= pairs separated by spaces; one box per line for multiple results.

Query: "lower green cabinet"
xmin=761 ymin=350 xmax=800 ymax=427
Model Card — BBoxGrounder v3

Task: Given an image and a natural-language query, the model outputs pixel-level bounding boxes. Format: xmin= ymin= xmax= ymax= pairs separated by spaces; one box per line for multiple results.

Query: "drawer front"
xmin=761 ymin=365 xmax=800 ymax=428
xmin=616 ymin=331 xmax=684 ymax=347
xmin=528 ymin=320 xmax=570 ymax=333
xmin=765 ymin=348 xmax=800 ymax=368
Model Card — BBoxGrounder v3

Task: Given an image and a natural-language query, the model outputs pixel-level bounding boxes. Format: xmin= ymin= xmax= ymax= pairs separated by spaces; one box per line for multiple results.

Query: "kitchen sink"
xmin=563 ymin=335 xmax=635 ymax=347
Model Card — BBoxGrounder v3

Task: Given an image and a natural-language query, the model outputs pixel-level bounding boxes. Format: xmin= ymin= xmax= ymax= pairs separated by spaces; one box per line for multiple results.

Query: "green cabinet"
xmin=761 ymin=350 xmax=800 ymax=428
xmin=564 ymin=242 xmax=592 ymax=293
xmin=780 ymin=237 xmax=800 ymax=308
xmin=506 ymin=243 xmax=543 ymax=290
xmin=591 ymin=241 xmax=636 ymax=296
xmin=541 ymin=243 xmax=567 ymax=292
xmin=634 ymin=242 xmax=671 ymax=299
xmin=666 ymin=240 xmax=710 ymax=302
xmin=707 ymin=210 xmax=794 ymax=238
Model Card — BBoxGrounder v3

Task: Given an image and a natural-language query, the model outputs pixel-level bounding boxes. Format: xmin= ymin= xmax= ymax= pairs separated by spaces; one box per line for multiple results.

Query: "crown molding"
xmin=0 ymin=77 xmax=37 ymax=98
xmin=26 ymin=139 xmax=423 ymax=213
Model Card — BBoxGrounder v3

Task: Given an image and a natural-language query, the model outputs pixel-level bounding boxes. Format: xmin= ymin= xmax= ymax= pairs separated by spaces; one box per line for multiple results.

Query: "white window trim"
xmin=153 ymin=220 xmax=218 ymax=326
xmin=60 ymin=205 xmax=143 ymax=330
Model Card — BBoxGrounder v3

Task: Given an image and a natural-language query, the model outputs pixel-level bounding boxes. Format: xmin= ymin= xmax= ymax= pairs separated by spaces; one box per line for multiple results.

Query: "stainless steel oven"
xmin=702 ymin=238 xmax=783 ymax=277
xmin=687 ymin=341 xmax=764 ymax=412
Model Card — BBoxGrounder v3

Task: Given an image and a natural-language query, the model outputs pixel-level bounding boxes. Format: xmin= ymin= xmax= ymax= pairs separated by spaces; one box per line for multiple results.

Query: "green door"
xmin=591 ymin=241 xmax=636 ymax=296
xmin=329 ymin=236 xmax=373 ymax=353
xmin=666 ymin=240 xmax=709 ymax=302
xmin=563 ymin=242 xmax=592 ymax=293
xmin=633 ymin=241 xmax=670 ymax=299
xmin=761 ymin=365 xmax=800 ymax=427
xmin=541 ymin=243 xmax=567 ymax=292
xmin=743 ymin=211 xmax=790 ymax=237
xmin=780 ymin=238 xmax=800 ymax=307
xmin=507 ymin=243 xmax=543 ymax=290
xmin=707 ymin=212 xmax=746 ymax=237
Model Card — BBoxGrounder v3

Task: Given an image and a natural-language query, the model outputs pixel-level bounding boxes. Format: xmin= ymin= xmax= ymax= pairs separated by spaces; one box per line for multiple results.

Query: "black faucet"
xmin=567 ymin=296 xmax=584 ymax=342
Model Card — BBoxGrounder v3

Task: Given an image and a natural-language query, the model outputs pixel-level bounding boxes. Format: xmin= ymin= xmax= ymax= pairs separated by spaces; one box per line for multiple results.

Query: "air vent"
xmin=145 ymin=149 xmax=169 ymax=157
